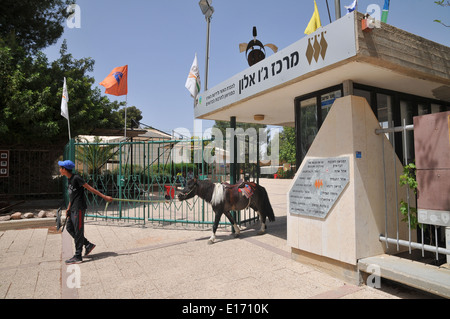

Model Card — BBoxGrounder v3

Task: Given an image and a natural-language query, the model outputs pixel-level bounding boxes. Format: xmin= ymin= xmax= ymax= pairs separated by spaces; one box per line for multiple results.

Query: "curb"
xmin=0 ymin=218 xmax=56 ymax=231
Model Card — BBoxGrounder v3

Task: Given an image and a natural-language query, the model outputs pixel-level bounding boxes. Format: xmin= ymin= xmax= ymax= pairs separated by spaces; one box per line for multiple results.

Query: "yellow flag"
xmin=304 ymin=0 xmax=322 ymax=35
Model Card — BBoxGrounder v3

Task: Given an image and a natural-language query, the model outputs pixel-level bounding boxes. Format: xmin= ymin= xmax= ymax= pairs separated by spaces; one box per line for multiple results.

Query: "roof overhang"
xmin=194 ymin=12 xmax=450 ymax=127
xmin=89 ymin=128 xmax=147 ymax=138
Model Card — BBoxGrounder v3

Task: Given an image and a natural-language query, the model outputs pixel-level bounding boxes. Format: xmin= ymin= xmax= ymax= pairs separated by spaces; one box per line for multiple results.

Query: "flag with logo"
xmin=304 ymin=0 xmax=322 ymax=35
xmin=185 ymin=54 xmax=201 ymax=98
xmin=381 ymin=0 xmax=390 ymax=23
xmin=100 ymin=65 xmax=128 ymax=96
xmin=61 ymin=77 xmax=69 ymax=120
xmin=61 ymin=77 xmax=71 ymax=139
xmin=345 ymin=0 xmax=358 ymax=14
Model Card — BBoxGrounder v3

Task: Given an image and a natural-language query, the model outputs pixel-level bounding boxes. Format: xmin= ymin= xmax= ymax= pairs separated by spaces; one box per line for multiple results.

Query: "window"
xmin=400 ymin=100 xmax=415 ymax=164
xmin=418 ymin=103 xmax=431 ymax=116
xmin=295 ymin=83 xmax=448 ymax=167
xmin=353 ymin=83 xmax=449 ymax=163
xmin=299 ymin=97 xmax=318 ymax=161
xmin=354 ymin=89 xmax=371 ymax=106
xmin=321 ymin=90 xmax=342 ymax=123
xmin=431 ymin=103 xmax=447 ymax=113
xmin=377 ymin=93 xmax=394 ymax=144
xmin=295 ymin=85 xmax=343 ymax=165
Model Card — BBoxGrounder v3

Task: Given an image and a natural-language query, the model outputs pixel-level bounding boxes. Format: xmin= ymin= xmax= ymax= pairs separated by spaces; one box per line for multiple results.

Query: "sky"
xmin=43 ymin=0 xmax=450 ymax=138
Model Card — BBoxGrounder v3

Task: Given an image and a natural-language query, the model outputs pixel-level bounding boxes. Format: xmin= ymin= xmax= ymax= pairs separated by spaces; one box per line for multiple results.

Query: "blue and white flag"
xmin=345 ymin=0 xmax=358 ymax=14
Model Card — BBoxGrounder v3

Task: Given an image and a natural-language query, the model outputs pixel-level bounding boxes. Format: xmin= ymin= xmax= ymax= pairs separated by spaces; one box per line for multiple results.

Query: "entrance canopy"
xmin=194 ymin=12 xmax=450 ymax=127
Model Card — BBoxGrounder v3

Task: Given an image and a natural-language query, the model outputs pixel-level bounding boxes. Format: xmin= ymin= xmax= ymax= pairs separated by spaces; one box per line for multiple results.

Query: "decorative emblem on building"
xmin=306 ymin=31 xmax=328 ymax=65
xmin=239 ymin=27 xmax=278 ymax=67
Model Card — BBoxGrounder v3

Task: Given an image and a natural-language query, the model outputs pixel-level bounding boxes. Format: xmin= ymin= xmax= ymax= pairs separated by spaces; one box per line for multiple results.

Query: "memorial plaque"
xmin=289 ymin=157 xmax=349 ymax=219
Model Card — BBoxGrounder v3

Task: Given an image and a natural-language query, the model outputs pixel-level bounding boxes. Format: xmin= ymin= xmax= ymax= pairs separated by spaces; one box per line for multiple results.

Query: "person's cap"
xmin=58 ymin=160 xmax=75 ymax=170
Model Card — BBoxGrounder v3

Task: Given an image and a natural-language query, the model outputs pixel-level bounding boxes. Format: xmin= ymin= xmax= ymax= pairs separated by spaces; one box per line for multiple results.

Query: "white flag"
xmin=185 ymin=54 xmax=201 ymax=98
xmin=61 ymin=77 xmax=69 ymax=120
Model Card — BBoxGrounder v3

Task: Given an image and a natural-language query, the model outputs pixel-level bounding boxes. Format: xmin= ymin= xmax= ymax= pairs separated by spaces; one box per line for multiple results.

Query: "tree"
xmin=0 ymin=0 xmax=72 ymax=54
xmin=434 ymin=1 xmax=450 ymax=27
xmin=278 ymin=126 xmax=296 ymax=164
xmin=119 ymin=106 xmax=143 ymax=129
xmin=0 ymin=1 xmax=145 ymax=146
xmin=0 ymin=40 xmax=125 ymax=145
xmin=213 ymin=120 xmax=267 ymax=138
xmin=75 ymin=136 xmax=117 ymax=175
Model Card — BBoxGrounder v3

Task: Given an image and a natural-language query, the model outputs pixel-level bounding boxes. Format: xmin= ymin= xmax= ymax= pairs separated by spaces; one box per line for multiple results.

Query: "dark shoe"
xmin=85 ymin=243 xmax=96 ymax=256
xmin=65 ymin=256 xmax=82 ymax=265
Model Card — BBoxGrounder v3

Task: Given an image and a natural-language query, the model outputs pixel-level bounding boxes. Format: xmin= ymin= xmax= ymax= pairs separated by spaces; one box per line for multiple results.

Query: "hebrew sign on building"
xmin=195 ymin=12 xmax=357 ymax=119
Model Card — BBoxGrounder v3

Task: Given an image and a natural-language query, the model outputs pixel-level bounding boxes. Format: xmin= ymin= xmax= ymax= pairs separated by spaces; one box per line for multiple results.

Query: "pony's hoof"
xmin=257 ymin=230 xmax=265 ymax=235
xmin=233 ymin=233 xmax=240 ymax=238
xmin=207 ymin=240 xmax=214 ymax=245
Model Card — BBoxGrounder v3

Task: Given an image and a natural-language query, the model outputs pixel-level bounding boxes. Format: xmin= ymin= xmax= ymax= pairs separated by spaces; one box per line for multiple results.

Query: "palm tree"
xmin=75 ymin=137 xmax=117 ymax=175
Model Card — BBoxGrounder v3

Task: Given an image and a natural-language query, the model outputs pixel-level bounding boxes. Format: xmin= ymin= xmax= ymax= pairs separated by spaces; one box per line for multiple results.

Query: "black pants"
xmin=66 ymin=209 xmax=91 ymax=258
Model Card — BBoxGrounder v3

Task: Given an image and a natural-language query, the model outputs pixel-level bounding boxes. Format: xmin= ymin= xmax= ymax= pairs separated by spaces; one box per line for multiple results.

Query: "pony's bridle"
xmin=178 ymin=183 xmax=197 ymax=209
xmin=180 ymin=183 xmax=197 ymax=199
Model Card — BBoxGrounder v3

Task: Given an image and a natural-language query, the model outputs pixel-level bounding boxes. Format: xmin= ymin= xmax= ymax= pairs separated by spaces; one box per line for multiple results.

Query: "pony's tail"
xmin=259 ymin=185 xmax=275 ymax=222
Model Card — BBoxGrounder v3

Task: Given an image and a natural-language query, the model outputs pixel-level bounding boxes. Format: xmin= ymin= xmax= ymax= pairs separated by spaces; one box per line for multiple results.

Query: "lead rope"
xmin=103 ymin=186 xmax=197 ymax=215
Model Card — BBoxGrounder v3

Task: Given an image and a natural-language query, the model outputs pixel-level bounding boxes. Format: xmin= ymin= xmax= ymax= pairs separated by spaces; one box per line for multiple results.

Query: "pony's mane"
xmin=197 ymin=179 xmax=224 ymax=205
xmin=211 ymin=183 xmax=225 ymax=205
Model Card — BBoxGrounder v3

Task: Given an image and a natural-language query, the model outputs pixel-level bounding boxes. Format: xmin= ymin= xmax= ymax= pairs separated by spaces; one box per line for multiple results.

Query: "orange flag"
xmin=99 ymin=65 xmax=128 ymax=96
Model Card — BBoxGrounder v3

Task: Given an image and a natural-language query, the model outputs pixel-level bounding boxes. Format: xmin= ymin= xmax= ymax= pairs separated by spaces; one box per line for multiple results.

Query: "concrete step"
xmin=358 ymin=254 xmax=450 ymax=298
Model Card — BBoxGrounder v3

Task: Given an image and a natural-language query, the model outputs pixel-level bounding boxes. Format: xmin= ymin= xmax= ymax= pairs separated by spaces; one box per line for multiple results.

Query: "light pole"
xmin=198 ymin=0 xmax=214 ymax=91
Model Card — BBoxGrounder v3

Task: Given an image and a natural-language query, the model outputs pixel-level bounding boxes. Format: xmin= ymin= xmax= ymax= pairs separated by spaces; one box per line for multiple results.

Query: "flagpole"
xmin=66 ymin=88 xmax=71 ymax=141
xmin=124 ymin=95 xmax=128 ymax=139
xmin=335 ymin=0 xmax=341 ymax=20
xmin=326 ymin=0 xmax=332 ymax=23
xmin=67 ymin=114 xmax=71 ymax=141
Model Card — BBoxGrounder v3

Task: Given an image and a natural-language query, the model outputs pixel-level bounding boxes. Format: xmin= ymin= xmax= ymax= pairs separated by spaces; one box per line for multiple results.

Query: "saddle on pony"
xmin=221 ymin=180 xmax=256 ymax=203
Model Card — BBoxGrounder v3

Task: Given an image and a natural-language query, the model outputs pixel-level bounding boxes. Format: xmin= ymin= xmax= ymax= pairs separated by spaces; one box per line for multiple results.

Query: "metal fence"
xmin=63 ymin=137 xmax=258 ymax=229
xmin=0 ymin=146 xmax=63 ymax=199
xmin=376 ymin=121 xmax=450 ymax=262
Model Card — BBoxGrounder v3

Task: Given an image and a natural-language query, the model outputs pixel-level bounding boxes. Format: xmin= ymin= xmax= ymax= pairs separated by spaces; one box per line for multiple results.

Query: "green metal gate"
xmin=63 ymin=137 xmax=258 ymax=228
